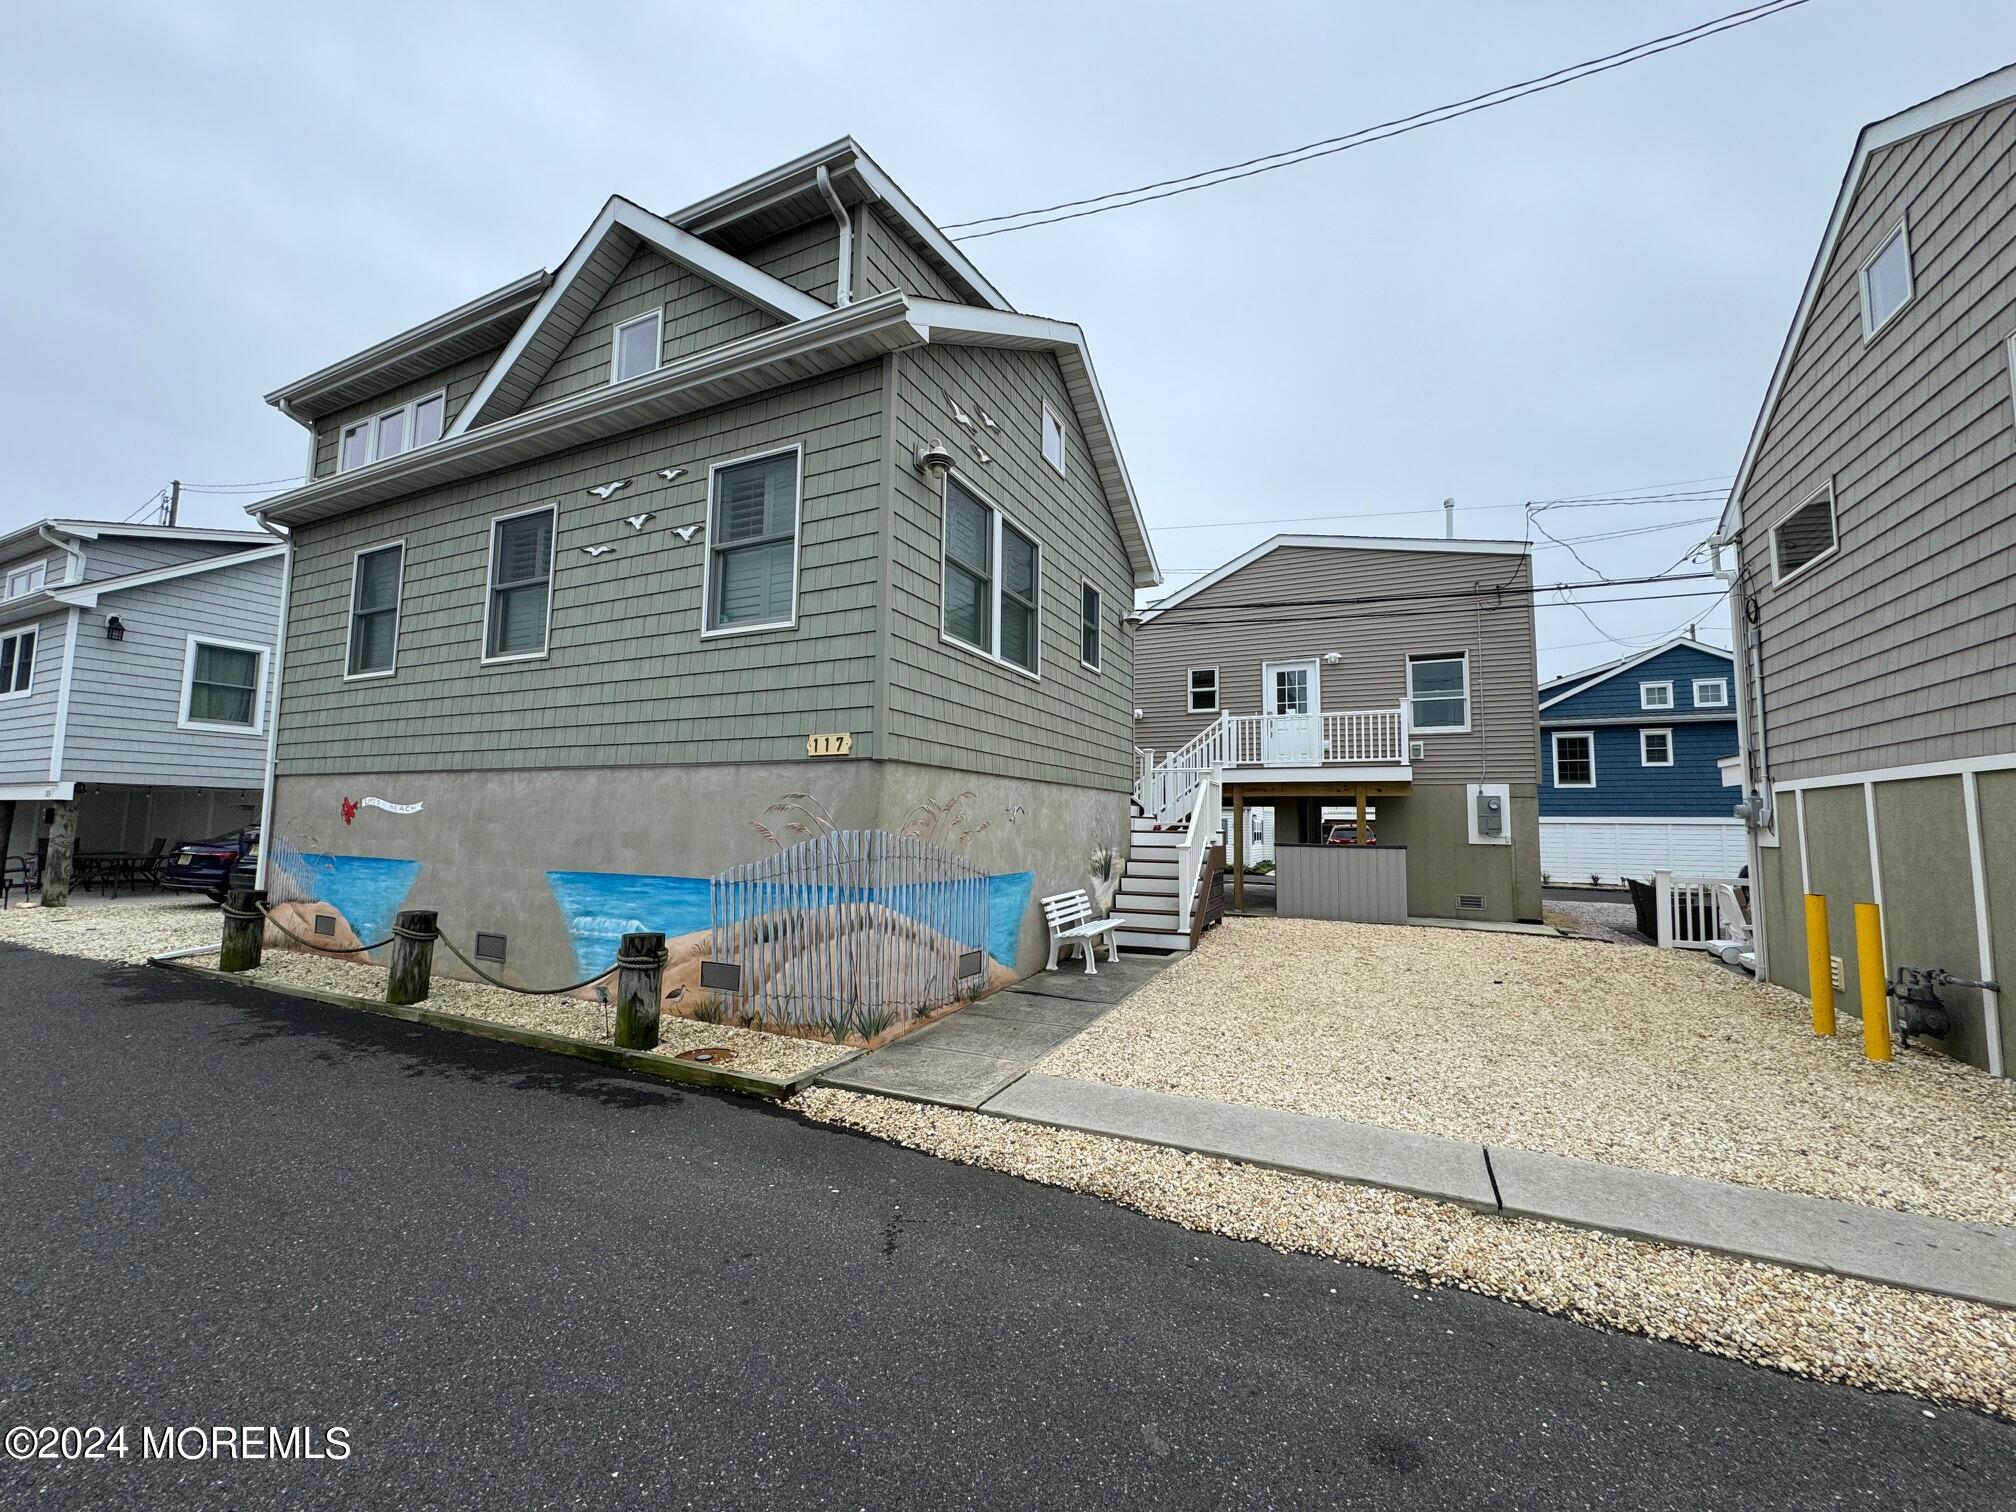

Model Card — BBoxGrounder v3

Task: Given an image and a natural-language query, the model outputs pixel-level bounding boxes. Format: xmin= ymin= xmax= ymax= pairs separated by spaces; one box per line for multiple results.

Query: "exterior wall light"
xmin=106 ymin=616 xmax=126 ymax=641
xmin=914 ymin=440 xmax=956 ymax=482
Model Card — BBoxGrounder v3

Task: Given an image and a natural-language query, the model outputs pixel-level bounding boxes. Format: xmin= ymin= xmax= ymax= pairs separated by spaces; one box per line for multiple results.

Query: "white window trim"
xmin=1078 ymin=578 xmax=1103 ymax=673
xmin=1692 ymin=677 xmax=1729 ymax=708
xmin=0 ymin=622 xmax=39 ymax=702
xmin=699 ymin=443 xmax=804 ymax=640
xmin=1770 ymin=479 xmax=1840 ymax=586
xmin=479 ymin=503 xmax=558 ymax=666
xmin=343 ymin=538 xmax=406 ymax=682
xmin=1858 ymin=218 xmax=1914 ymax=342
xmin=1187 ymin=665 xmax=1219 ymax=713
xmin=1639 ymin=680 xmax=1674 ymax=711
xmin=1550 ymin=729 xmax=1596 ymax=789
xmin=937 ymin=470 xmax=1042 ymax=681
xmin=1640 ymin=727 xmax=1675 ymax=767
xmin=2007 ymin=334 xmax=2016 ymax=427
xmin=1406 ymin=651 xmax=1471 ymax=735
xmin=611 ymin=307 xmax=665 ymax=385
xmin=176 ymin=633 xmax=270 ymax=735
xmin=2 ymin=557 xmax=51 ymax=603
xmin=1041 ymin=402 xmax=1068 ymax=476
xmin=337 ymin=388 xmax=449 ymax=473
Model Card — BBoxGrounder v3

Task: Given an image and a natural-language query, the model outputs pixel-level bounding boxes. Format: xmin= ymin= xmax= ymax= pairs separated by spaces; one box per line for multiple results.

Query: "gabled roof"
xmin=1141 ymin=533 xmax=1528 ymax=622
xmin=668 ymin=138 xmax=1011 ymax=313
xmin=0 ymin=518 xmax=268 ymax=565
xmin=1538 ymin=636 xmax=1733 ymax=711
xmin=449 ymin=196 xmax=830 ymax=437
xmin=1719 ymin=63 xmax=2016 ymax=538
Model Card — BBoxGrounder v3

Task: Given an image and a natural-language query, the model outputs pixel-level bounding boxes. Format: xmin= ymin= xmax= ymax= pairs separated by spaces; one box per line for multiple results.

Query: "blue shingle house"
xmin=1537 ymin=637 xmax=1743 ymax=884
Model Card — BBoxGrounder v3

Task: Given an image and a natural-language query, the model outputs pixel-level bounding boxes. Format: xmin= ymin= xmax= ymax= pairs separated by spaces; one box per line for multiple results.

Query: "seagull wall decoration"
xmin=977 ymin=409 xmax=999 ymax=430
xmin=580 ymin=544 xmax=617 ymax=557
xmin=586 ymin=480 xmax=630 ymax=501
xmin=672 ymin=524 xmax=703 ymax=543
xmin=623 ymin=513 xmax=654 ymax=531
xmin=656 ymin=467 xmax=687 ymax=482
xmin=951 ymin=402 xmax=975 ymax=429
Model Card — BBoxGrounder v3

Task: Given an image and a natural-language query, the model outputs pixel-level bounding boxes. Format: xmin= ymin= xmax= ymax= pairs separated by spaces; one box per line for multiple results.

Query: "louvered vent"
xmin=1456 ymin=894 xmax=1486 ymax=912
xmin=474 ymin=932 xmax=508 ymax=963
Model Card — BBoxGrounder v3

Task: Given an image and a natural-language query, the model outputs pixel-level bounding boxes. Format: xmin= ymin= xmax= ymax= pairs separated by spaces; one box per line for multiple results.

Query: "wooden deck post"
xmin=39 ymin=799 xmax=77 ymax=908
xmin=387 ymin=909 xmax=438 ymax=1005
xmin=1354 ymin=786 xmax=1366 ymax=844
xmin=1232 ymin=786 xmax=1246 ymax=912
xmin=220 ymin=888 xmax=266 ymax=972
xmin=615 ymin=931 xmax=666 ymax=1050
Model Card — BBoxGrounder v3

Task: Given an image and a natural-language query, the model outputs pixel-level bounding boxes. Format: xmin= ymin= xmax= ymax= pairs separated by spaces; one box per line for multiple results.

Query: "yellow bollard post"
xmin=1804 ymin=894 xmax=1835 ymax=1036
xmin=1854 ymin=901 xmax=1890 ymax=1062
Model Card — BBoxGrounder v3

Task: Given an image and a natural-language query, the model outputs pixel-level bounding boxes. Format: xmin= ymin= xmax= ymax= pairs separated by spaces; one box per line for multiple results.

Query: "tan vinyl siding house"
xmin=253 ymin=139 xmax=1159 ymax=1006
xmin=1723 ymin=67 xmax=2016 ymax=1075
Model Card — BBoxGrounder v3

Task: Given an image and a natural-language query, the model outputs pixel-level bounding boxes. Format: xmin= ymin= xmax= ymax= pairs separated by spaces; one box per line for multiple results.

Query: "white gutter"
xmin=36 ymin=524 xmax=83 ymax=585
xmin=815 ymin=165 xmax=853 ymax=306
xmin=252 ymin=517 xmax=293 ymax=893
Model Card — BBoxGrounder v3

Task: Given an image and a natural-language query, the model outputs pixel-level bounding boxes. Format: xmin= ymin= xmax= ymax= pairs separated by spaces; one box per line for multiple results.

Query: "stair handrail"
xmin=1135 ymin=713 xmax=1231 ymax=820
xmin=1172 ymin=772 xmax=1222 ymax=935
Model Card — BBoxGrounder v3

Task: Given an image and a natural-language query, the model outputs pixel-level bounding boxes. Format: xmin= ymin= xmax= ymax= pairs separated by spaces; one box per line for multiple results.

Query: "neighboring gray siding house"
xmin=0 ymin=520 xmax=283 ymax=882
xmin=250 ymin=140 xmax=1160 ymax=1021
xmin=1132 ymin=534 xmax=1542 ymax=925
xmin=1719 ymin=66 xmax=2016 ymax=1075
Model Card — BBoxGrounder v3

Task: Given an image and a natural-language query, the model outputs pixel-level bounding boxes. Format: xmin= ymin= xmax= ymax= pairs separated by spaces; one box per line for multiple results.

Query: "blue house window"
xmin=1640 ymin=729 xmax=1673 ymax=767
xmin=1552 ymin=731 xmax=1595 ymax=788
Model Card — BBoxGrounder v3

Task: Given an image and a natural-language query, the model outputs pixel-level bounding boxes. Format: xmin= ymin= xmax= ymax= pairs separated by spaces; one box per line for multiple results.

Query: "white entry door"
xmin=1261 ymin=660 xmax=1322 ymax=766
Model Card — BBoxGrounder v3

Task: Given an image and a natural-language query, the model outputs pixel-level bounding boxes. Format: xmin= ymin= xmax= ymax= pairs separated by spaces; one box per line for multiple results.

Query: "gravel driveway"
xmin=1038 ymin=917 xmax=2016 ymax=1226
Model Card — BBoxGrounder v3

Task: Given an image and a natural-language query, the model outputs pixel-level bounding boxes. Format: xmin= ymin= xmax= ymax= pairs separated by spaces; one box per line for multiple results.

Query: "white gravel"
xmin=0 ymin=896 xmax=221 ymax=962
xmin=1039 ymin=918 xmax=2016 ymax=1227
xmin=796 ymin=1087 xmax=2016 ymax=1420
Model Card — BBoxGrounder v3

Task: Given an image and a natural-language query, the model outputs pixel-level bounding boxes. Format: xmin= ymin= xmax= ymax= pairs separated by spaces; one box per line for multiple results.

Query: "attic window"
xmin=338 ymin=390 xmax=448 ymax=473
xmin=3 ymin=559 xmax=48 ymax=602
xmin=1771 ymin=482 xmax=1838 ymax=585
xmin=613 ymin=310 xmax=663 ymax=384
xmin=1693 ymin=677 xmax=1729 ymax=708
xmin=1041 ymin=404 xmax=1067 ymax=475
xmin=1639 ymin=681 xmax=1674 ymax=711
xmin=1859 ymin=221 xmax=1913 ymax=340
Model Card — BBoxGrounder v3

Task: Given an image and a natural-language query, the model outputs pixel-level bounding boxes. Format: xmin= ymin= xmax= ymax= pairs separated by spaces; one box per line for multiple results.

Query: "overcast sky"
xmin=4 ymin=0 xmax=2010 ymax=679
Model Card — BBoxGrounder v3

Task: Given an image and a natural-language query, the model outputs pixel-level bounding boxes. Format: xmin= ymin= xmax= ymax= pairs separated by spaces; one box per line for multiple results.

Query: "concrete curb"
xmin=151 ymin=955 xmax=852 ymax=1100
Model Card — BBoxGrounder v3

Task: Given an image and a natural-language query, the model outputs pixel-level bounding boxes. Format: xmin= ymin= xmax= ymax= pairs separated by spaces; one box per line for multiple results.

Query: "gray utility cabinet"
xmin=1274 ymin=844 xmax=1408 ymax=924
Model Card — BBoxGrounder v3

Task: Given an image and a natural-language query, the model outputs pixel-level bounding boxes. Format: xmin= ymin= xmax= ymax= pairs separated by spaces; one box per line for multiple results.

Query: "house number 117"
xmin=806 ymin=732 xmax=854 ymax=757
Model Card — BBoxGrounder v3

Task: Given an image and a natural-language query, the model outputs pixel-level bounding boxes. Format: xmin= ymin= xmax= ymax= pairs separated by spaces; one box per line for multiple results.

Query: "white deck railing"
xmin=1133 ymin=705 xmax=1411 ymax=821
xmin=1653 ymin=870 xmax=1747 ymax=952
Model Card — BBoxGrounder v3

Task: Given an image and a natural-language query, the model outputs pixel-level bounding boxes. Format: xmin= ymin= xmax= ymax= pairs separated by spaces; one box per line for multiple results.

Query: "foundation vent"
xmin=312 ymin=914 xmax=336 ymax=937
xmin=1409 ymin=740 xmax=1426 ymax=761
xmin=1830 ymin=955 xmax=1844 ymax=992
xmin=474 ymin=932 xmax=508 ymax=963
xmin=1456 ymin=893 xmax=1486 ymax=912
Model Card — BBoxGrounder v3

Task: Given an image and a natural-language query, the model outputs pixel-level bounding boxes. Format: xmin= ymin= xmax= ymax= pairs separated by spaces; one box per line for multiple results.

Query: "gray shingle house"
xmin=249 ymin=140 xmax=1160 ymax=1023
xmin=0 ymin=519 xmax=283 ymax=897
xmin=1718 ymin=65 xmax=2016 ymax=1075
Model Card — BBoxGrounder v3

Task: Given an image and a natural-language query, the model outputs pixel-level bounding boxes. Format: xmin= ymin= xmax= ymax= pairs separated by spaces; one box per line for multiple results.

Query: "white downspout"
xmin=251 ymin=514 xmax=293 ymax=892
xmin=815 ymin=165 xmax=853 ymax=307
xmin=1713 ymin=531 xmax=1769 ymax=978
xmin=37 ymin=524 xmax=84 ymax=585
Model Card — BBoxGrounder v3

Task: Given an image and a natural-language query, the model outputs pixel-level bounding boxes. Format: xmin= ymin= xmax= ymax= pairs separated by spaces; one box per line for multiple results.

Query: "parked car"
xmin=160 ymin=826 xmax=259 ymax=901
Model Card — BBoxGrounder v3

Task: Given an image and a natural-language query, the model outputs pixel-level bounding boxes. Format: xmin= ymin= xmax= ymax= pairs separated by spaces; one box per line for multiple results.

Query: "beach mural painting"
xmin=264 ymin=842 xmax=423 ymax=954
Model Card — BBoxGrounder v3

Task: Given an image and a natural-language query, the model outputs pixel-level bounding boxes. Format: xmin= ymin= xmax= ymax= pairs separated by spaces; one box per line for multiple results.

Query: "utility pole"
xmin=167 ymin=480 xmax=181 ymax=528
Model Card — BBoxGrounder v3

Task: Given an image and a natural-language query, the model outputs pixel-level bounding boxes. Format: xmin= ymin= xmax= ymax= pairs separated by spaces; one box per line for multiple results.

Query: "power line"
xmin=180 ymin=473 xmax=304 ymax=490
xmin=1144 ymin=569 xmax=1716 ymax=617
xmin=948 ymin=1 xmax=1815 ymax=240
xmin=1146 ymin=587 xmax=1727 ymax=634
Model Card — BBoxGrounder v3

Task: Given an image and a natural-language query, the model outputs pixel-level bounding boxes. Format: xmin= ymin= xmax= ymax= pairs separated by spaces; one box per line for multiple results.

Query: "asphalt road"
xmin=3 ymin=944 xmax=2011 ymax=1510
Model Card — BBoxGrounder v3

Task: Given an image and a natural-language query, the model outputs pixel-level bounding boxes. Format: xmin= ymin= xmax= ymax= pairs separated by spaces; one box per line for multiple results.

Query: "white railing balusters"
xmin=1131 ymin=703 xmax=1413 ymax=822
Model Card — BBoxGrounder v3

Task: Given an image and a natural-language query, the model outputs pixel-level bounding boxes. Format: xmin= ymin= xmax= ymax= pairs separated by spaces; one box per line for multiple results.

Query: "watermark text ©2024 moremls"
xmin=7 ymin=1424 xmax=351 ymax=1462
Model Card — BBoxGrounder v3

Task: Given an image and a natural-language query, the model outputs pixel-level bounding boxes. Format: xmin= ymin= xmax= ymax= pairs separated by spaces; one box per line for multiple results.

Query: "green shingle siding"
xmin=743 ymin=222 xmax=839 ymax=305
xmin=278 ymin=363 xmax=885 ymax=776
xmin=311 ymin=346 xmax=504 ymax=480
xmin=858 ymin=208 xmax=961 ymax=301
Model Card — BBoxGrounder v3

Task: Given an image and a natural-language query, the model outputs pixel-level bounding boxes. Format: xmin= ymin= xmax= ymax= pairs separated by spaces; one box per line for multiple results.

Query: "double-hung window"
xmin=484 ymin=507 xmax=555 ymax=662
xmin=1079 ymin=581 xmax=1102 ymax=671
xmin=1407 ymin=653 xmax=1469 ymax=731
xmin=1859 ymin=220 xmax=1913 ymax=339
xmin=347 ymin=543 xmax=404 ymax=678
xmin=3 ymin=560 xmax=48 ymax=601
xmin=1552 ymin=731 xmax=1595 ymax=788
xmin=0 ymin=626 xmax=36 ymax=698
xmin=338 ymin=389 xmax=447 ymax=472
xmin=1692 ymin=677 xmax=1729 ymax=708
xmin=179 ymin=637 xmax=267 ymax=732
xmin=613 ymin=309 xmax=663 ymax=384
xmin=1640 ymin=680 xmax=1674 ymax=711
xmin=941 ymin=476 xmax=1039 ymax=675
xmin=1188 ymin=667 xmax=1218 ymax=713
xmin=1640 ymin=728 xmax=1673 ymax=767
xmin=706 ymin=450 xmax=800 ymax=634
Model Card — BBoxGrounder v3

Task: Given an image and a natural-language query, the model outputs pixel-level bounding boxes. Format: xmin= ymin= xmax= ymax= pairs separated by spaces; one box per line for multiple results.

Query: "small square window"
xmin=1552 ymin=731 xmax=1594 ymax=788
xmin=1188 ymin=667 xmax=1218 ymax=713
xmin=3 ymin=560 xmax=47 ymax=601
xmin=1041 ymin=404 xmax=1067 ymax=475
xmin=180 ymin=638 xmax=267 ymax=731
xmin=613 ymin=310 xmax=663 ymax=384
xmin=1640 ymin=729 xmax=1673 ymax=767
xmin=1859 ymin=221 xmax=1913 ymax=339
xmin=412 ymin=393 xmax=445 ymax=447
xmin=1692 ymin=677 xmax=1729 ymax=709
xmin=1772 ymin=483 xmax=1838 ymax=584
xmin=1640 ymin=681 xmax=1674 ymax=711
xmin=339 ymin=422 xmax=371 ymax=472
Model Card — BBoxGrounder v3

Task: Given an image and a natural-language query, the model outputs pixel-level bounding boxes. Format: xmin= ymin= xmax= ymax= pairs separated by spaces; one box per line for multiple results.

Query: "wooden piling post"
xmin=387 ymin=910 xmax=438 ymax=1006
xmin=220 ymin=888 xmax=267 ymax=972
xmin=39 ymin=800 xmax=78 ymax=908
xmin=615 ymin=931 xmax=667 ymax=1050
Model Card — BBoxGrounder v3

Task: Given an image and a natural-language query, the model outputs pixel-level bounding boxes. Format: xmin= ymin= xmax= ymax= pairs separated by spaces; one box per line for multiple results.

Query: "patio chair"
xmin=1708 ymin=882 xmax=1756 ymax=971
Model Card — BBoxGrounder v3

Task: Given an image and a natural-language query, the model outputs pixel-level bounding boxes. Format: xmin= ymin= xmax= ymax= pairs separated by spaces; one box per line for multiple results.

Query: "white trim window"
xmin=1640 ymin=728 xmax=1674 ymax=767
xmin=1639 ymin=680 xmax=1675 ymax=711
xmin=1407 ymin=652 xmax=1470 ymax=732
xmin=1771 ymin=481 xmax=1839 ymax=585
xmin=483 ymin=506 xmax=556 ymax=663
xmin=3 ymin=559 xmax=49 ymax=602
xmin=1859 ymin=219 xmax=1913 ymax=340
xmin=1692 ymin=677 xmax=1729 ymax=709
xmin=1079 ymin=580 xmax=1102 ymax=672
xmin=703 ymin=448 xmax=801 ymax=635
xmin=178 ymin=636 xmax=268 ymax=733
xmin=612 ymin=309 xmax=664 ymax=384
xmin=1551 ymin=730 xmax=1595 ymax=789
xmin=346 ymin=542 xmax=405 ymax=679
xmin=1188 ymin=666 xmax=1218 ymax=713
xmin=2008 ymin=334 xmax=2016 ymax=426
xmin=338 ymin=389 xmax=448 ymax=473
xmin=941 ymin=474 xmax=1040 ymax=676
xmin=0 ymin=624 xmax=37 ymax=699
xmin=1041 ymin=403 xmax=1067 ymax=475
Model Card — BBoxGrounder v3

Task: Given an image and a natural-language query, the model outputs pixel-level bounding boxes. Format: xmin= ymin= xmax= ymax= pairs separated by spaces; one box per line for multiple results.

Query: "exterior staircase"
xmin=1114 ymin=777 xmax=1225 ymax=953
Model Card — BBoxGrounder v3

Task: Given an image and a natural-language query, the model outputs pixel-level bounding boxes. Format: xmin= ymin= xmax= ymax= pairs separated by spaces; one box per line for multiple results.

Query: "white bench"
xmin=1042 ymin=888 xmax=1125 ymax=974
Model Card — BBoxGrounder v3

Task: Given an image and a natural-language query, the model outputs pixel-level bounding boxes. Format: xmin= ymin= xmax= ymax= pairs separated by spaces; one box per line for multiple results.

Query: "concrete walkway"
xmin=819 ymin=955 xmax=1173 ymax=1109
